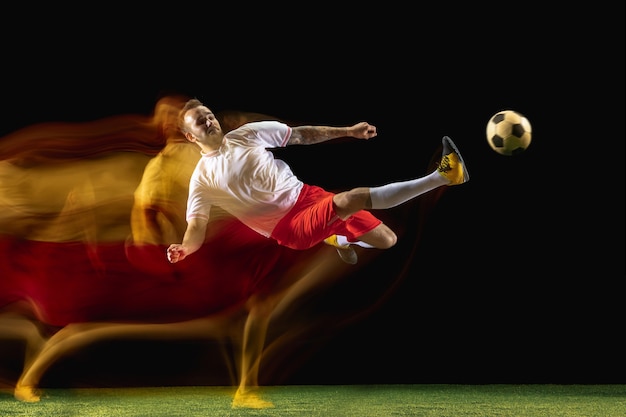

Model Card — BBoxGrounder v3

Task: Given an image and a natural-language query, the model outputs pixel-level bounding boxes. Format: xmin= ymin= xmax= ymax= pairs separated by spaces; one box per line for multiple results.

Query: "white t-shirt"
xmin=186 ymin=121 xmax=304 ymax=237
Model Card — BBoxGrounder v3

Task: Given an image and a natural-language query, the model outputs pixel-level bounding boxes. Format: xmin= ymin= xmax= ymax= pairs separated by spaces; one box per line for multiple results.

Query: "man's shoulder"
xmin=225 ymin=120 xmax=290 ymax=148
xmin=227 ymin=120 xmax=288 ymax=137
xmin=242 ymin=120 xmax=286 ymax=129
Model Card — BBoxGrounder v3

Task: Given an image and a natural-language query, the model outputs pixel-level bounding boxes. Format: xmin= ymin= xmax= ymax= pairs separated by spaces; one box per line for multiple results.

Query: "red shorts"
xmin=270 ymin=184 xmax=382 ymax=250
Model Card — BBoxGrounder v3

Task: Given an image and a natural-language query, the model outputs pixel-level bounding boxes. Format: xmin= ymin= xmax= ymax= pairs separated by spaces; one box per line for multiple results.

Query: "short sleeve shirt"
xmin=186 ymin=121 xmax=304 ymax=237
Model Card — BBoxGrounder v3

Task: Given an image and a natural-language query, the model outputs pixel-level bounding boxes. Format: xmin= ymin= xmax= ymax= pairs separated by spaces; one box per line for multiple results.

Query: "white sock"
xmin=369 ymin=170 xmax=447 ymax=209
xmin=337 ymin=234 xmax=375 ymax=249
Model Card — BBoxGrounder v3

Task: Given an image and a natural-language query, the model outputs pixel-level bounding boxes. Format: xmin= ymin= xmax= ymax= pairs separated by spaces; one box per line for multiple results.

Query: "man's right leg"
xmin=368 ymin=136 xmax=469 ymax=210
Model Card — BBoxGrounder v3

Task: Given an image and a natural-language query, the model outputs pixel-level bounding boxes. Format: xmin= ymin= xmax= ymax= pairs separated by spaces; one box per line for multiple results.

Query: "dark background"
xmin=1 ymin=2 xmax=623 ymax=385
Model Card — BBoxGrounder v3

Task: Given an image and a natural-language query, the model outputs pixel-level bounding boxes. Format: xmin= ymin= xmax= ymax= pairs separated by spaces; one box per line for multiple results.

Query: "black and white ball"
xmin=486 ymin=110 xmax=532 ymax=156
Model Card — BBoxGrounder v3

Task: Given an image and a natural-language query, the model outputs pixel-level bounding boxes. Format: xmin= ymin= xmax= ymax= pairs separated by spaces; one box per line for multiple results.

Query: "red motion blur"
xmin=0 ymin=219 xmax=305 ymax=327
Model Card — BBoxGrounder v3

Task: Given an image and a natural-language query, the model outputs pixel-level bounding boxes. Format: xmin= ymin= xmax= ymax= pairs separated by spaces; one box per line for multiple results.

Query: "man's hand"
xmin=349 ymin=122 xmax=377 ymax=140
xmin=166 ymin=244 xmax=187 ymax=263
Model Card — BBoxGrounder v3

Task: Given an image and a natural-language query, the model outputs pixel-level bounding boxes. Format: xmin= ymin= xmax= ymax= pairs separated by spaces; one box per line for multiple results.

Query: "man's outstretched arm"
xmin=287 ymin=122 xmax=377 ymax=145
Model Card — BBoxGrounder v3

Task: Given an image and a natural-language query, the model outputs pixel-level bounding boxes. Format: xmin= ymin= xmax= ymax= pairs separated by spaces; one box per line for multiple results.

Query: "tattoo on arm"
xmin=288 ymin=126 xmax=349 ymax=145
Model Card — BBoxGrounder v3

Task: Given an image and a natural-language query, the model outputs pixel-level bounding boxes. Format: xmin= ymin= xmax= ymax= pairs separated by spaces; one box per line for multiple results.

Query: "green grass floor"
xmin=0 ymin=384 xmax=624 ymax=417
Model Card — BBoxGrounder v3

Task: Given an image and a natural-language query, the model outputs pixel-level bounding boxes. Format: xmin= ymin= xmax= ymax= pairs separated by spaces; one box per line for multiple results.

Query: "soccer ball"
xmin=486 ymin=110 xmax=532 ymax=156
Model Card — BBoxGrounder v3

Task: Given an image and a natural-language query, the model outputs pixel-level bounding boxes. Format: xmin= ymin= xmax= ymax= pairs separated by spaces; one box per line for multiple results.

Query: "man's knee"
xmin=379 ymin=229 xmax=397 ymax=249
xmin=366 ymin=225 xmax=397 ymax=249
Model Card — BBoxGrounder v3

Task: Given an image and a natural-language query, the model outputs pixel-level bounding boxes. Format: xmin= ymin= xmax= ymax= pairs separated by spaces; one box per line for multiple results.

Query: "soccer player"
xmin=167 ymin=98 xmax=469 ymax=266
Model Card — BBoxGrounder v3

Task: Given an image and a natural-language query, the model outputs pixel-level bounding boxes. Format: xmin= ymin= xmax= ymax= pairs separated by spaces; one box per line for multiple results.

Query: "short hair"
xmin=178 ymin=98 xmax=204 ymax=134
